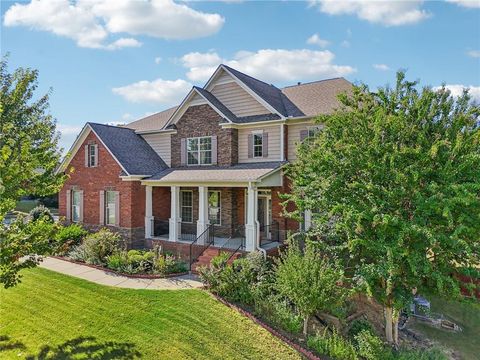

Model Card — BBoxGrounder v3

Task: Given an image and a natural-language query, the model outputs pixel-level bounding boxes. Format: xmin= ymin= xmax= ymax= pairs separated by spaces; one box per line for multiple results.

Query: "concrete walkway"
xmin=39 ymin=257 xmax=203 ymax=290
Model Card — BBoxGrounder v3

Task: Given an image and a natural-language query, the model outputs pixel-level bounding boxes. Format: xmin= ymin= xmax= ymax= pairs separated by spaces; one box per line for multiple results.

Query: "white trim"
xmin=180 ymin=190 xmax=194 ymax=224
xmin=120 ymin=175 xmax=148 ymax=181
xmin=135 ymin=129 xmax=177 ymax=135
xmin=280 ymin=123 xmax=285 ymax=161
xmin=186 ymin=136 xmax=213 ymax=166
xmin=252 ymin=132 xmax=264 ymax=158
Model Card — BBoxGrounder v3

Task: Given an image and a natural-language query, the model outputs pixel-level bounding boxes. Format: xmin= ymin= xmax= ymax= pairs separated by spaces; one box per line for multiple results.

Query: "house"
xmin=57 ymin=64 xmax=352 ymax=260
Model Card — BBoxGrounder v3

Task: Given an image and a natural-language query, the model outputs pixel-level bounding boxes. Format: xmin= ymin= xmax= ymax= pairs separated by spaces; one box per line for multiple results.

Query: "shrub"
xmin=70 ymin=228 xmax=120 ymax=265
xmin=348 ymin=319 xmax=375 ymax=340
xmin=29 ymin=205 xmax=54 ymax=223
xmin=106 ymin=249 xmax=187 ymax=275
xmin=54 ymin=224 xmax=87 ymax=254
xmin=355 ymin=330 xmax=386 ymax=360
xmin=307 ymin=330 xmax=358 ymax=360
xmin=254 ymin=294 xmax=303 ymax=334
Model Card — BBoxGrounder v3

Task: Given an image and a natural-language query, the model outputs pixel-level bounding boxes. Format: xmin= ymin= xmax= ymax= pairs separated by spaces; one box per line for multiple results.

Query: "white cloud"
xmin=181 ymin=49 xmax=356 ymax=83
xmin=434 ymin=85 xmax=480 ymax=103
xmin=3 ymin=0 xmax=224 ymax=49
xmin=112 ymin=78 xmax=192 ymax=104
xmin=467 ymin=50 xmax=480 ymax=58
xmin=309 ymin=0 xmax=431 ymax=26
xmin=57 ymin=124 xmax=84 ymax=136
xmin=446 ymin=0 xmax=480 ymax=9
xmin=373 ymin=63 xmax=390 ymax=71
xmin=154 ymin=57 xmax=162 ymax=64
xmin=306 ymin=33 xmax=330 ymax=48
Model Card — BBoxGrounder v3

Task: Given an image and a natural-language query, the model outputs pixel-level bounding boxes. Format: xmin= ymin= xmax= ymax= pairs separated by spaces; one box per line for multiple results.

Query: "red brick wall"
xmin=58 ymin=130 xmax=145 ymax=229
xmin=152 ymin=187 xmax=171 ymax=220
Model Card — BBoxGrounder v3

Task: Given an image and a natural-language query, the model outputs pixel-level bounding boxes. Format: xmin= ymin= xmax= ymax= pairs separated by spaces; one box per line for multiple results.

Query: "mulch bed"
xmin=50 ymin=256 xmax=189 ymax=279
xmin=210 ymin=293 xmax=326 ymax=360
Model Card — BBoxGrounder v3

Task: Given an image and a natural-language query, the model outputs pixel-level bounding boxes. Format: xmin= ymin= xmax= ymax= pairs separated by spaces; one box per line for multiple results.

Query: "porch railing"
xmin=259 ymin=220 xmax=279 ymax=246
xmin=219 ymin=224 xmax=246 ymax=262
xmin=189 ymin=224 xmax=215 ymax=271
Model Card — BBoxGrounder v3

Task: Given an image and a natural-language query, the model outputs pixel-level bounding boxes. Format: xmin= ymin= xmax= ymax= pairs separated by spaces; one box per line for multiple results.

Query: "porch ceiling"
xmin=142 ymin=161 xmax=286 ymax=186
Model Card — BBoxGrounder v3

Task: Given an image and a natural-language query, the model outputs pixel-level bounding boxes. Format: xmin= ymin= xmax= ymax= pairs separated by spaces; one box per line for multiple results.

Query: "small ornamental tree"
xmin=284 ymin=72 xmax=480 ymax=344
xmin=275 ymin=240 xmax=347 ymax=336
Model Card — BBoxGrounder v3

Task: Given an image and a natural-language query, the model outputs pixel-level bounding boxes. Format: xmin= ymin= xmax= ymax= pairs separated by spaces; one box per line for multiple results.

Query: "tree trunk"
xmin=385 ymin=305 xmax=394 ymax=343
xmin=303 ymin=315 xmax=310 ymax=336
xmin=392 ymin=309 xmax=399 ymax=346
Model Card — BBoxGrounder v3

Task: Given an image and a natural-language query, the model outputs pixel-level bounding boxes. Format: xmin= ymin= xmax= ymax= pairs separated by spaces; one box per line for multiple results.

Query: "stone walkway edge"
xmin=39 ymin=256 xmax=203 ymax=290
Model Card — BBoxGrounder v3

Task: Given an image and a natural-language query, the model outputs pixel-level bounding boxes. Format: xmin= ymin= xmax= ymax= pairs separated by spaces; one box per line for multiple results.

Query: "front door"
xmin=258 ymin=196 xmax=272 ymax=241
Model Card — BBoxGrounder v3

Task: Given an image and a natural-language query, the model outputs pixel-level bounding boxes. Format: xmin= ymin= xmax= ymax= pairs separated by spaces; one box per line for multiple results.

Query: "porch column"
xmin=197 ymin=186 xmax=209 ymax=245
xmin=145 ymin=185 xmax=153 ymax=238
xmin=304 ymin=210 xmax=312 ymax=231
xmin=245 ymin=183 xmax=258 ymax=252
xmin=169 ymin=186 xmax=181 ymax=241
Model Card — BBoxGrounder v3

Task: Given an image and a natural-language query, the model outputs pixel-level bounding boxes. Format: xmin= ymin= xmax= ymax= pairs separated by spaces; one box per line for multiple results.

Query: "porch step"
xmin=191 ymin=247 xmax=243 ymax=273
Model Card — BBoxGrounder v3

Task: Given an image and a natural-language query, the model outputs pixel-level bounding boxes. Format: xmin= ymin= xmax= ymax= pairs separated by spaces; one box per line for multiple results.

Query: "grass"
xmin=0 ymin=268 xmax=301 ymax=360
xmin=411 ymin=295 xmax=480 ymax=360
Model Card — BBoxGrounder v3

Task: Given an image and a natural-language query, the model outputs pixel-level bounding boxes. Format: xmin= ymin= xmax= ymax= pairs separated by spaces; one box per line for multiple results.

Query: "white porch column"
xmin=304 ymin=210 xmax=312 ymax=231
xmin=197 ymin=186 xmax=209 ymax=245
xmin=145 ymin=185 xmax=153 ymax=238
xmin=245 ymin=183 xmax=258 ymax=252
xmin=169 ymin=186 xmax=181 ymax=241
xmin=280 ymin=123 xmax=285 ymax=161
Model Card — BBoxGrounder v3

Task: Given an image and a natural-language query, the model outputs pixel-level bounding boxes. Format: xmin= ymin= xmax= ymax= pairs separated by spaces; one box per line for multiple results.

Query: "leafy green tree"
xmin=275 ymin=240 xmax=347 ymax=336
xmin=284 ymin=72 xmax=480 ymax=344
xmin=0 ymin=56 xmax=65 ymax=217
xmin=0 ymin=56 xmax=65 ymax=288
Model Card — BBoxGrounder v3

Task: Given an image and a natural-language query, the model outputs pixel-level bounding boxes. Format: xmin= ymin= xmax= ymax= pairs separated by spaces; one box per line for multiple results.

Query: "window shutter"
xmin=211 ymin=135 xmax=218 ymax=165
xmin=66 ymin=190 xmax=71 ymax=222
xmin=79 ymin=190 xmax=84 ymax=222
xmin=180 ymin=138 xmax=186 ymax=166
xmin=300 ymin=130 xmax=308 ymax=142
xmin=99 ymin=190 xmax=105 ymax=225
xmin=114 ymin=191 xmax=120 ymax=227
xmin=94 ymin=144 xmax=99 ymax=167
xmin=263 ymin=132 xmax=269 ymax=158
xmin=248 ymin=134 xmax=253 ymax=158
xmin=84 ymin=145 xmax=89 ymax=167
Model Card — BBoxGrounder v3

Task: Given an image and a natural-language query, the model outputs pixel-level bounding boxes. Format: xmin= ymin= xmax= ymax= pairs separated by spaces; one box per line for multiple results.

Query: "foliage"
xmin=307 ymin=329 xmax=358 ymax=360
xmin=29 ymin=205 xmax=54 ymax=223
xmin=0 ymin=56 xmax=65 ymax=218
xmin=354 ymin=329 xmax=386 ymax=360
xmin=347 ymin=319 xmax=375 ymax=339
xmin=284 ymin=71 xmax=480 ymax=343
xmin=275 ymin=239 xmax=347 ymax=335
xmin=0 ymin=215 xmax=58 ymax=288
xmin=106 ymin=249 xmax=187 ymax=275
xmin=67 ymin=228 xmax=120 ymax=265
xmin=54 ymin=224 xmax=87 ymax=250
xmin=254 ymin=294 xmax=303 ymax=334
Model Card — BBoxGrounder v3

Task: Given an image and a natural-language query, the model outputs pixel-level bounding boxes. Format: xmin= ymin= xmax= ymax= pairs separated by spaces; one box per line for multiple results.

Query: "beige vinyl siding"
xmin=141 ymin=133 xmax=172 ymax=166
xmin=238 ymin=125 xmax=281 ymax=163
xmin=189 ymin=93 xmax=207 ymax=106
xmin=287 ymin=122 xmax=309 ymax=161
xmin=215 ymin=71 xmax=234 ymax=84
xmin=211 ymin=82 xmax=269 ymax=117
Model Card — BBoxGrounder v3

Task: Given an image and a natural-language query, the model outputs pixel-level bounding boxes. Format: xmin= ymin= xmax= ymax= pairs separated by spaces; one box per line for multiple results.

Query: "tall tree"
xmin=284 ymin=72 xmax=480 ymax=344
xmin=0 ymin=56 xmax=64 ymax=217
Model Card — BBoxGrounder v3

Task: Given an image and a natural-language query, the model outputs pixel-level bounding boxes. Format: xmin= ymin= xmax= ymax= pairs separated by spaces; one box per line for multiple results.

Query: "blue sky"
xmin=1 ymin=0 xmax=479 ymax=151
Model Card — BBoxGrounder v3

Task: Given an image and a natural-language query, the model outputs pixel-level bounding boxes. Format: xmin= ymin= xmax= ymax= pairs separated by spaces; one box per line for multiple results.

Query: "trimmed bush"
xmin=106 ymin=249 xmax=187 ymax=275
xmin=29 ymin=205 xmax=54 ymax=223
xmin=54 ymin=224 xmax=87 ymax=254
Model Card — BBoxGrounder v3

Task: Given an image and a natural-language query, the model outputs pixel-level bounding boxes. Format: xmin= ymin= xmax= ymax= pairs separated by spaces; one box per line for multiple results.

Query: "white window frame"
xmin=105 ymin=191 xmax=116 ymax=226
xmin=208 ymin=190 xmax=221 ymax=225
xmin=71 ymin=190 xmax=81 ymax=223
xmin=87 ymin=144 xmax=96 ymax=167
xmin=252 ymin=131 xmax=263 ymax=158
xmin=187 ymin=136 xmax=212 ymax=166
xmin=180 ymin=190 xmax=193 ymax=223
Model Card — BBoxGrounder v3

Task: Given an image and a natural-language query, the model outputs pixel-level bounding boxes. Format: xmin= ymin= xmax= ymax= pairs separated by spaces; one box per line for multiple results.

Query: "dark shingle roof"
xmin=88 ymin=123 xmax=168 ymax=176
xmin=193 ymin=86 xmax=237 ymax=122
xmin=222 ymin=65 xmax=304 ymax=118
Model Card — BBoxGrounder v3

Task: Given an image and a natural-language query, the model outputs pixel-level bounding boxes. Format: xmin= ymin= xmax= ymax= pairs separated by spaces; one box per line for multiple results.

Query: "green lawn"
xmin=0 ymin=268 xmax=300 ymax=359
xmin=411 ymin=296 xmax=480 ymax=360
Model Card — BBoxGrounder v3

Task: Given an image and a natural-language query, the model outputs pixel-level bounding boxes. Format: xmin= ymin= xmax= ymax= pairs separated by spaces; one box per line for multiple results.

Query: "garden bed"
xmin=51 ymin=256 xmax=189 ymax=279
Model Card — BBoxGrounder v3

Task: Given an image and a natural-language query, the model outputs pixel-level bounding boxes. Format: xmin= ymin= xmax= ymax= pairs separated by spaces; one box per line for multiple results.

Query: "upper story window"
xmin=187 ymin=136 xmax=212 ymax=165
xmin=208 ymin=191 xmax=221 ymax=225
xmin=105 ymin=191 xmax=116 ymax=225
xmin=253 ymin=133 xmax=263 ymax=158
xmin=71 ymin=190 xmax=82 ymax=223
xmin=85 ymin=143 xmax=98 ymax=167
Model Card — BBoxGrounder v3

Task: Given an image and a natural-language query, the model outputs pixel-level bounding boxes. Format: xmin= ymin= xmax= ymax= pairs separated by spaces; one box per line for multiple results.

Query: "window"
xmin=187 ymin=136 xmax=212 ymax=165
xmin=307 ymin=126 xmax=322 ymax=138
xmin=86 ymin=144 xmax=97 ymax=167
xmin=71 ymin=190 xmax=81 ymax=223
xmin=208 ymin=191 xmax=221 ymax=225
xmin=181 ymin=190 xmax=193 ymax=223
xmin=105 ymin=191 xmax=116 ymax=225
xmin=253 ymin=133 xmax=263 ymax=158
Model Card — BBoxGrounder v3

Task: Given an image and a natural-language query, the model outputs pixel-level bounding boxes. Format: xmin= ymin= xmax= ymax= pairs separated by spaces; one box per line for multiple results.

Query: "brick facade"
xmin=170 ymin=104 xmax=238 ymax=167
xmin=58 ymin=131 xmax=146 ymax=248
